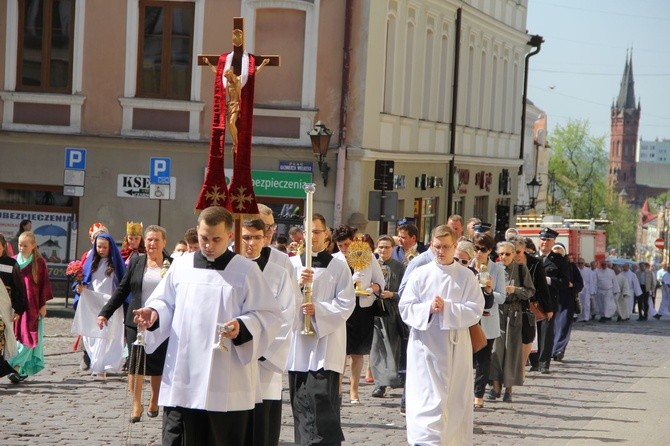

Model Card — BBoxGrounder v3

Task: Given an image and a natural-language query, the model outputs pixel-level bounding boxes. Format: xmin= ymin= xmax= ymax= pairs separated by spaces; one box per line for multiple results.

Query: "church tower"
xmin=609 ymin=51 xmax=640 ymax=204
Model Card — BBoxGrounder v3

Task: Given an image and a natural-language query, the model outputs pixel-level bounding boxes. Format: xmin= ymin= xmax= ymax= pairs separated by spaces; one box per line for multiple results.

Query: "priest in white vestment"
xmin=240 ymin=219 xmax=298 ymax=445
xmin=286 ymin=213 xmax=355 ymax=446
xmin=399 ymin=224 xmax=484 ymax=446
xmin=135 ymin=207 xmax=282 ymax=446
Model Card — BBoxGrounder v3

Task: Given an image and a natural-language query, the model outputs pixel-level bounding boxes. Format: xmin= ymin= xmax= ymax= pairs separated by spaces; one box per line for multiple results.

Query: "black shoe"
xmin=8 ymin=373 xmax=21 ymax=384
xmin=554 ymin=352 xmax=564 ymax=362
xmin=130 ymin=415 xmax=142 ymax=423
xmin=529 ymin=366 xmax=539 ymax=372
xmin=653 ymin=314 xmax=662 ymax=320
xmin=487 ymin=389 xmax=500 ymax=400
xmin=147 ymin=410 xmax=159 ymax=418
xmin=371 ymin=386 xmax=386 ymax=398
xmin=502 ymin=392 xmax=513 ymax=403
xmin=540 ymin=367 xmax=551 ymax=374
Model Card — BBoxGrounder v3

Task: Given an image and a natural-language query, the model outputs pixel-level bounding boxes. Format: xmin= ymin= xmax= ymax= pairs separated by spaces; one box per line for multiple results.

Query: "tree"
xmin=547 ymin=119 xmax=609 ymax=218
xmin=603 ymin=197 xmax=637 ymax=257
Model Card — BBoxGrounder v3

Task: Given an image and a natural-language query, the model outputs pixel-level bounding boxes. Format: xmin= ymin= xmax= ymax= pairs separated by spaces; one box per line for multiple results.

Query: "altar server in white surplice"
xmin=134 ymin=207 xmax=282 ymax=446
xmin=399 ymin=224 xmax=484 ymax=446
xmin=239 ymin=219 xmax=298 ymax=446
xmin=286 ymin=213 xmax=355 ymax=446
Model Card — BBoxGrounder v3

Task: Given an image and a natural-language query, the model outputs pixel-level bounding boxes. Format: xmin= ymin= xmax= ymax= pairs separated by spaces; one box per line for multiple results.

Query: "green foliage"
xmin=603 ymin=198 xmax=638 ymax=257
xmin=547 ymin=119 xmax=609 ymax=218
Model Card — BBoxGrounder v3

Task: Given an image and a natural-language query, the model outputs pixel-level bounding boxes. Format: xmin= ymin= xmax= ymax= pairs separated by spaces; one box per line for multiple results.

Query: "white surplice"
xmin=0 ymin=280 xmax=18 ymax=359
xmin=257 ymin=258 xmax=299 ymax=401
xmin=143 ymin=253 xmax=282 ymax=412
xmin=399 ymin=260 xmax=484 ymax=446
xmin=287 ymin=253 xmax=355 ymax=373
xmin=71 ymin=261 xmax=124 ymax=374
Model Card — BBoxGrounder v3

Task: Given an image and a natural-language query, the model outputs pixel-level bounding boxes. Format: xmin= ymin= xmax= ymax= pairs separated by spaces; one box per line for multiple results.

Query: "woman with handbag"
xmin=470 ymin=234 xmax=506 ymax=409
xmin=488 ymin=241 xmax=535 ymax=403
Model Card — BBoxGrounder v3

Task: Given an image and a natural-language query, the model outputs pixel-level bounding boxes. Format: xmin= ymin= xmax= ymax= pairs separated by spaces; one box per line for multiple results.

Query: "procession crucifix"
xmin=194 ymin=17 xmax=280 ymax=252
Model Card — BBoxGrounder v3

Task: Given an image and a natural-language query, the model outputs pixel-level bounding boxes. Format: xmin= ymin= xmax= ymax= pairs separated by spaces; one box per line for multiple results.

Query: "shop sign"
xmin=225 ymin=170 xmax=314 ymax=199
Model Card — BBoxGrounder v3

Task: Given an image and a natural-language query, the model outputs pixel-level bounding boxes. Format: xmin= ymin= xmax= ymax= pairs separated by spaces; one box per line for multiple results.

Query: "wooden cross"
xmin=197 ymin=17 xmax=280 ymax=75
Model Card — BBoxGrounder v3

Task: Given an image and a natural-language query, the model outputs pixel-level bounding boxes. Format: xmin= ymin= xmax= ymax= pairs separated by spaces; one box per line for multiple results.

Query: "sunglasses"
xmin=498 ymin=252 xmax=513 ymax=257
xmin=474 ymin=246 xmax=489 ymax=252
xmin=454 ymin=257 xmax=469 ymax=265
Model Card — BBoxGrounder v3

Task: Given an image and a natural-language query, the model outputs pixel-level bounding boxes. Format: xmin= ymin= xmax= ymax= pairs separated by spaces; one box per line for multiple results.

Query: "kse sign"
xmin=117 ymin=174 xmax=176 ymax=199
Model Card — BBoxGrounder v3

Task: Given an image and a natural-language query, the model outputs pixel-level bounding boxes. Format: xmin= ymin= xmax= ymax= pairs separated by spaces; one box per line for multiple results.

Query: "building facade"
xmin=1 ymin=0 xmax=535 ymax=268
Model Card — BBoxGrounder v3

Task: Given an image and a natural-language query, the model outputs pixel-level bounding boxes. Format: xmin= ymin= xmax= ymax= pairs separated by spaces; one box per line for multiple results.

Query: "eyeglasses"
xmin=241 ymin=235 xmax=264 ymax=243
xmin=432 ymin=243 xmax=454 ymax=252
xmin=474 ymin=246 xmax=489 ymax=252
xmin=264 ymin=223 xmax=277 ymax=231
xmin=498 ymin=252 xmax=513 ymax=257
xmin=454 ymin=257 xmax=469 ymax=265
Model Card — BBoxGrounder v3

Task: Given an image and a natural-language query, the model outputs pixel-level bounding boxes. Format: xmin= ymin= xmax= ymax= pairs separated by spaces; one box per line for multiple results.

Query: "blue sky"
xmin=526 ymin=0 xmax=670 ymax=144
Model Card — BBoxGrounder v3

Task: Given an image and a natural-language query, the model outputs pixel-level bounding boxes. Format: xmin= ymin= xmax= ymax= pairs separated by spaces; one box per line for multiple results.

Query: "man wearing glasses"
xmin=399 ymin=225 xmax=483 ymax=445
xmin=240 ymin=219 xmax=299 ymax=445
xmin=287 ymin=213 xmax=355 ymax=446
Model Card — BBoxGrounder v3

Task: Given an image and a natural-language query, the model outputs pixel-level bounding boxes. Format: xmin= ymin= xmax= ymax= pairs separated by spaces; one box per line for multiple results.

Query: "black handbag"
xmin=373 ymin=295 xmax=390 ymax=317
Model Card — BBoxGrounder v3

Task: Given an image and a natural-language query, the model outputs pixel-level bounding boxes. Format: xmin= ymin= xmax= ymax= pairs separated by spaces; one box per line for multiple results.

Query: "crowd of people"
xmin=2 ymin=210 xmax=670 ymax=446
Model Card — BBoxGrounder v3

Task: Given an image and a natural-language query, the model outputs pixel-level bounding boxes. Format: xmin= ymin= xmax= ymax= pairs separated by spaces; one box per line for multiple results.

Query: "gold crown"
xmin=126 ymin=221 xmax=143 ymax=236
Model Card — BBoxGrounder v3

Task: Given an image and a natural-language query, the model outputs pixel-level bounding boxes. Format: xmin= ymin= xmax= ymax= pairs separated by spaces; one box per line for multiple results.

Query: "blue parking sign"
xmin=65 ymin=148 xmax=86 ymax=170
xmin=150 ymin=157 xmax=171 ymax=185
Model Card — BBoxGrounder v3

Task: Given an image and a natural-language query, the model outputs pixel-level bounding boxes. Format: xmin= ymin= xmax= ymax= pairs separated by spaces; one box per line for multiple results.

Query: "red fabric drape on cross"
xmin=195 ymin=53 xmax=231 ymax=212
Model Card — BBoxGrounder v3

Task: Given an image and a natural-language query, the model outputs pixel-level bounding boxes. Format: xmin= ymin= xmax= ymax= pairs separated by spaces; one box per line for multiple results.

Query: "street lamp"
xmin=526 ymin=177 xmax=541 ymax=209
xmin=307 ymin=121 xmax=332 ymax=187
xmin=563 ymin=200 xmax=571 ymax=218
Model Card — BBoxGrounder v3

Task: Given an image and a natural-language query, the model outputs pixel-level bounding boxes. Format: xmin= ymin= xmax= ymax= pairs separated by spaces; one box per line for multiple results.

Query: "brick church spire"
xmin=609 ymin=50 xmax=641 ymax=204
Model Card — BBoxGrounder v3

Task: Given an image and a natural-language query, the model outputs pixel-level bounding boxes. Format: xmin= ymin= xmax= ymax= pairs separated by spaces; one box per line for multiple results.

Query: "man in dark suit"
xmin=391 ymin=224 xmax=426 ymax=264
xmin=529 ymin=228 xmax=569 ymax=373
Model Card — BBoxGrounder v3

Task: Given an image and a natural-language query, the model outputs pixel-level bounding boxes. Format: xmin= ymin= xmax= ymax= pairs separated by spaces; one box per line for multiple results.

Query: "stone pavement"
xmin=1 ymin=298 xmax=670 ymax=445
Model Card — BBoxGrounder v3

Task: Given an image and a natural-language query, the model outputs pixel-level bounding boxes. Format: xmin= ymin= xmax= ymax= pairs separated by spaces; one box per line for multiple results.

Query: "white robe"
xmin=615 ymin=273 xmax=632 ymax=320
xmin=72 ymin=260 xmax=124 ymax=374
xmin=287 ymin=253 xmax=355 ymax=373
xmin=595 ymin=268 xmax=619 ymax=318
xmin=257 ymin=259 xmax=299 ymax=401
xmin=0 ymin=280 xmax=17 ymax=359
xmin=144 ymin=253 xmax=282 ymax=412
xmin=399 ymin=260 xmax=484 ymax=446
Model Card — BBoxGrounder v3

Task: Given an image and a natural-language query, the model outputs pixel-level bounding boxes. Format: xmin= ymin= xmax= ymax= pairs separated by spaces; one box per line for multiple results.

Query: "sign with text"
xmin=224 ymin=169 xmax=313 ymax=198
xmin=117 ymin=174 xmax=176 ymax=199
xmin=279 ymin=161 xmax=313 ymax=173
xmin=150 ymin=157 xmax=171 ymax=184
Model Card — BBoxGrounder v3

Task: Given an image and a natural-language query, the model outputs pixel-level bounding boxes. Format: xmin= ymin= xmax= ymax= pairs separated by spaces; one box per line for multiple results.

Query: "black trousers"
xmin=529 ymin=317 xmax=555 ymax=369
xmin=252 ymin=399 xmax=282 ymax=446
xmin=637 ymin=290 xmax=649 ymax=319
xmin=473 ymin=338 xmax=495 ymax=398
xmin=288 ymin=369 xmax=343 ymax=446
xmin=162 ymin=406 xmax=252 ymax=446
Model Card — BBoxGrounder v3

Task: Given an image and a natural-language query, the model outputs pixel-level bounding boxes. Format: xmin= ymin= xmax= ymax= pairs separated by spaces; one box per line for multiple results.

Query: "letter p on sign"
xmin=65 ymin=148 xmax=87 ymax=170
xmin=150 ymin=157 xmax=171 ymax=185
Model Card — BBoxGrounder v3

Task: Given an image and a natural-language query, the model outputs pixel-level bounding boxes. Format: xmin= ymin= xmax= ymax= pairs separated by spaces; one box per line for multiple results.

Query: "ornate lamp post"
xmin=307 ymin=121 xmax=332 ymax=187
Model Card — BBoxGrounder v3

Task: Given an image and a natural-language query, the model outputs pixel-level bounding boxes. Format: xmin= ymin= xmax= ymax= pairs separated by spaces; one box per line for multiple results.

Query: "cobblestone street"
xmin=1 ymin=298 xmax=669 ymax=445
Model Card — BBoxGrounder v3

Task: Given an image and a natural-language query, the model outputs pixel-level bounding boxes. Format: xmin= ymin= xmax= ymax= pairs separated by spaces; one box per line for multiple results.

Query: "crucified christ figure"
xmin=223 ymin=68 xmax=241 ymax=160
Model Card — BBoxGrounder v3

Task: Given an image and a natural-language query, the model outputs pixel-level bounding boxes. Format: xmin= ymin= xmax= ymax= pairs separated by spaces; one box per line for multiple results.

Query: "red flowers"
xmin=66 ymin=260 xmax=84 ymax=284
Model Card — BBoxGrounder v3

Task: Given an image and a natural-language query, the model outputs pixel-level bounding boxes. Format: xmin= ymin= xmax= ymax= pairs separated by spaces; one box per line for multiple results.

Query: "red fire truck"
xmin=517 ymin=225 xmax=607 ymax=264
